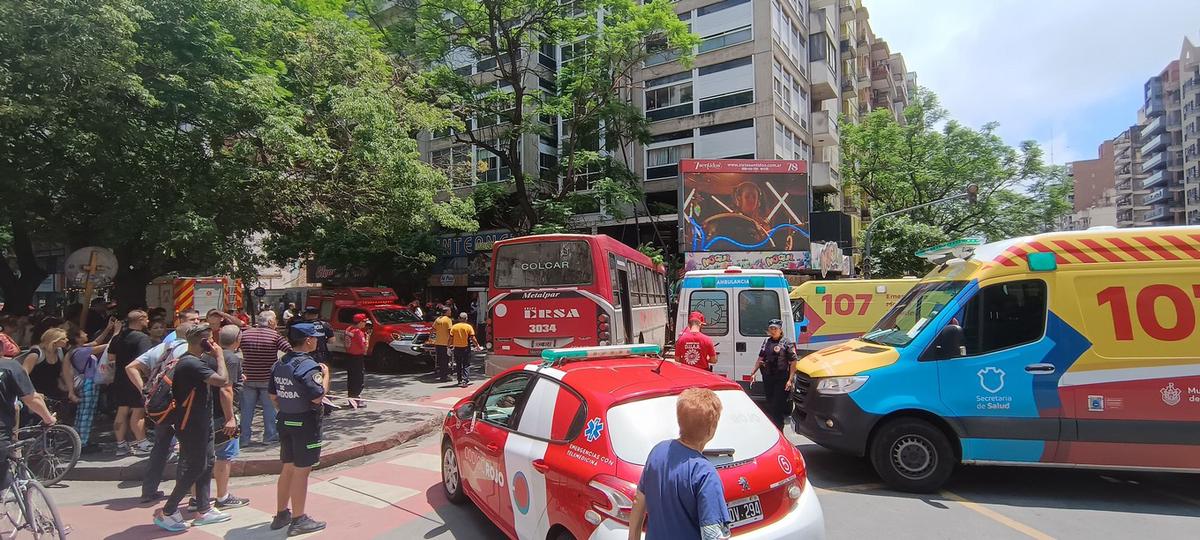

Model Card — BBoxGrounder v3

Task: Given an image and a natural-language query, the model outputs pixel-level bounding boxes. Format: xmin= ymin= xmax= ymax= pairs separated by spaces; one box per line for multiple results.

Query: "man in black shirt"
xmin=749 ymin=318 xmax=798 ymax=429
xmin=153 ymin=324 xmax=230 ymax=532
xmin=0 ymin=358 xmax=56 ymax=490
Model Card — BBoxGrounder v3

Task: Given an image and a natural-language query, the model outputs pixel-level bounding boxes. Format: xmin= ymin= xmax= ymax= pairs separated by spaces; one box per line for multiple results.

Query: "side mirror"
xmin=927 ymin=324 xmax=965 ymax=360
xmin=455 ymin=402 xmax=476 ymax=420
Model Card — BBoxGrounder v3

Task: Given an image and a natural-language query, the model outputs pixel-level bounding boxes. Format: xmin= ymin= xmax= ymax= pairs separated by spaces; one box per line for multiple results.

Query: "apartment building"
xmin=1113 ymin=125 xmax=1148 ymax=227
xmin=1181 ymin=37 xmax=1200 ymax=225
xmin=408 ymin=0 xmax=913 ymax=256
xmin=1137 ymin=62 xmax=1186 ymax=224
xmin=1068 ymin=140 xmax=1115 ymax=213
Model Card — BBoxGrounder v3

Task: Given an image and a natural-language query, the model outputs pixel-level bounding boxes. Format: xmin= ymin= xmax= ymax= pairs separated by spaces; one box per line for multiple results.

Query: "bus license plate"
xmin=726 ymin=496 xmax=763 ymax=528
xmin=532 ymin=340 xmax=554 ymax=349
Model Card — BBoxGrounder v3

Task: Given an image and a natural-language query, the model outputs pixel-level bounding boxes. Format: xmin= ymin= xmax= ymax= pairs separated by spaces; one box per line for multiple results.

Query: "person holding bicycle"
xmin=0 ymin=356 xmax=56 ymax=490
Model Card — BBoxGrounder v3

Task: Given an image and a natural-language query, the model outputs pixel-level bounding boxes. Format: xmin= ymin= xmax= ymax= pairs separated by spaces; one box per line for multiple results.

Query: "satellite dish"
xmin=64 ymin=247 xmax=119 ymax=288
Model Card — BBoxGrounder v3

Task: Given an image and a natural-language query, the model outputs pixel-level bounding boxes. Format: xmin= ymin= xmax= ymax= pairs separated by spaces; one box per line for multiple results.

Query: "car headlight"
xmin=815 ymin=376 xmax=868 ymax=395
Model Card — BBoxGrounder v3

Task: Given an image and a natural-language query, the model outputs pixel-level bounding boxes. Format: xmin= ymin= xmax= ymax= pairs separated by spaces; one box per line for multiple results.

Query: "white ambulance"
xmin=675 ymin=268 xmax=796 ymax=397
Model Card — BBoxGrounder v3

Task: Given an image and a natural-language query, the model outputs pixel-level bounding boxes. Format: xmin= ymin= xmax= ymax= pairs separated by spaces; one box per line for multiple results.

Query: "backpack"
xmin=144 ymin=352 xmax=197 ymax=429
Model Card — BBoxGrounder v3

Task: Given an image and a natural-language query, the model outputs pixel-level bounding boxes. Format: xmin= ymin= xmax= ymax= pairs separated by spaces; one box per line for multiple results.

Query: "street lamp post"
xmin=862 ymin=184 xmax=979 ymax=278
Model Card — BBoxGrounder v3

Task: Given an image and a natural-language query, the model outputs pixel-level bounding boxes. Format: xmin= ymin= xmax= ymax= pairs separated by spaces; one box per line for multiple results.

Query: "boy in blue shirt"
xmin=628 ymin=388 xmax=731 ymax=540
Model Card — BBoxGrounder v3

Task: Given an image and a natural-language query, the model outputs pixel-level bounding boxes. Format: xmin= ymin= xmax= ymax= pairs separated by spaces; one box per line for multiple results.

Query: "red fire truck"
xmin=484 ymin=234 xmax=668 ymax=375
xmin=305 ymin=287 xmax=434 ymax=369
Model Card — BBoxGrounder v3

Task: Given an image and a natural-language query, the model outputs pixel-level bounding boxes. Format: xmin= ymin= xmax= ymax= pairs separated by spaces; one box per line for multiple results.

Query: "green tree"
xmin=388 ymin=0 xmax=696 ymax=233
xmin=0 ymin=0 xmax=469 ymax=313
xmin=842 ymin=89 xmax=1071 ymax=276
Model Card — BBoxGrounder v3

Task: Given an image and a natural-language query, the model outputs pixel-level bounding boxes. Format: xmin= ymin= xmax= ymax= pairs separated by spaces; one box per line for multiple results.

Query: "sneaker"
xmin=154 ymin=510 xmax=189 ymax=532
xmin=270 ymin=509 xmax=292 ymax=531
xmin=134 ymin=439 xmax=154 ymax=453
xmin=115 ymin=442 xmax=131 ymax=457
xmin=192 ymin=509 xmax=232 ymax=526
xmin=458 ymin=381 xmax=470 ymax=388
xmin=288 ymin=514 xmax=327 ymax=536
xmin=140 ymin=490 xmax=165 ymax=504
xmin=167 ymin=450 xmax=178 ymax=464
xmin=215 ymin=494 xmax=250 ymax=509
xmin=187 ymin=498 xmax=199 ymax=512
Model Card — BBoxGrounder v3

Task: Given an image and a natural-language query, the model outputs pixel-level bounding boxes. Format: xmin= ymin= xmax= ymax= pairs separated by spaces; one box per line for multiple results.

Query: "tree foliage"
xmin=0 ymin=0 xmax=469 ymax=313
xmin=841 ymin=89 xmax=1072 ymax=276
xmin=390 ymin=0 xmax=696 ymax=233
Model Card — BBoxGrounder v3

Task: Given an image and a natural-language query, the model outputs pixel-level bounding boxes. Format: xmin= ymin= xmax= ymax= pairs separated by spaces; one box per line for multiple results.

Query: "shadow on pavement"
xmin=421 ymin=483 xmax=502 ymax=540
xmin=796 ymin=440 xmax=1200 ymax=519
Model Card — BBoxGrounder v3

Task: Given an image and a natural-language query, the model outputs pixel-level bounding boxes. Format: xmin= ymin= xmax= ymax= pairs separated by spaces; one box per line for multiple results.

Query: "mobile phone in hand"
xmin=202 ymin=340 xmax=214 ymax=352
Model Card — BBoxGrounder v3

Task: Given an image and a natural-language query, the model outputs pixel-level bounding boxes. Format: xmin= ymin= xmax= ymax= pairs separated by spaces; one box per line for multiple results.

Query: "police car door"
xmin=735 ymin=287 xmax=788 ymax=396
xmin=682 ymin=285 xmax=734 ymax=380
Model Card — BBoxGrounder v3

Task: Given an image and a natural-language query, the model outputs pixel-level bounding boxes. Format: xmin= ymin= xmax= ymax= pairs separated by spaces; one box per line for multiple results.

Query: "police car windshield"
xmin=862 ymin=281 xmax=967 ymax=347
xmin=372 ymin=309 xmax=420 ymax=324
xmin=493 ymin=241 xmax=593 ymax=289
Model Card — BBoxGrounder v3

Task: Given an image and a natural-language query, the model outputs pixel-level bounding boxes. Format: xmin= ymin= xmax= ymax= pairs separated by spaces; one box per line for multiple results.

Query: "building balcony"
xmin=1189 ymin=210 xmax=1200 ymax=225
xmin=811 ymin=162 xmax=840 ymax=193
xmin=1143 ymin=115 xmax=1165 ymax=137
xmin=810 ymin=59 xmax=838 ymax=101
xmin=1145 ymin=205 xmax=1169 ymax=221
xmin=1116 ymin=180 xmax=1133 ymax=192
xmin=1146 ymin=98 xmax=1165 ymax=117
xmin=871 ymin=66 xmax=892 ymax=90
xmin=1116 ymin=195 xmax=1133 ymax=207
xmin=1143 ymin=169 xmax=1167 ymax=189
xmin=812 ymin=111 xmax=840 ymax=147
xmin=1140 ymin=132 xmax=1168 ymax=154
xmin=1142 ymin=150 xmax=1166 ymax=171
xmin=1144 ymin=187 xmax=1167 ymax=205
xmin=840 ymin=39 xmax=856 ymax=58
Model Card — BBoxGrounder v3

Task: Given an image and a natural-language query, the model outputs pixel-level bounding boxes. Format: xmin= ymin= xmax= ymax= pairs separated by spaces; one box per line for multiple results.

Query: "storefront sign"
xmin=683 ymin=251 xmax=811 ymax=272
xmin=438 ymin=231 xmax=512 ymax=258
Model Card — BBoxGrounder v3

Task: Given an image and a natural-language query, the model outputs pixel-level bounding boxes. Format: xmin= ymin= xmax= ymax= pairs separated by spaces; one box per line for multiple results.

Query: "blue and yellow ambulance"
xmin=791 ymin=227 xmax=1200 ymax=492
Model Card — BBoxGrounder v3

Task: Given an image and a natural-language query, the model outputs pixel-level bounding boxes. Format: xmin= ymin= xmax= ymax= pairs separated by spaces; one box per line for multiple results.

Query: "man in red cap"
xmin=344 ymin=313 xmax=370 ymax=407
xmin=674 ymin=312 xmax=718 ymax=371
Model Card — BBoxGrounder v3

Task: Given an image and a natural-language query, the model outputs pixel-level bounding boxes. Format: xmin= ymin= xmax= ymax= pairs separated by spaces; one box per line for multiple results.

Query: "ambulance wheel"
xmin=869 ymin=417 xmax=955 ymax=493
xmin=368 ymin=347 xmax=393 ymax=373
xmin=441 ymin=439 xmax=467 ymax=504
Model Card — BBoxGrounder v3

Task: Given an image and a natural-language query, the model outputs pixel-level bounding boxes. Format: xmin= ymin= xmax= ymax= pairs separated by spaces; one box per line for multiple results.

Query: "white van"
xmin=675 ymin=267 xmax=795 ymax=397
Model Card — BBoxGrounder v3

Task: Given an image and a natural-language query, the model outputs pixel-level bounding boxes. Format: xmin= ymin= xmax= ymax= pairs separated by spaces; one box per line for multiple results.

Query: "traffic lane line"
xmin=940 ymin=490 xmax=1056 ymax=540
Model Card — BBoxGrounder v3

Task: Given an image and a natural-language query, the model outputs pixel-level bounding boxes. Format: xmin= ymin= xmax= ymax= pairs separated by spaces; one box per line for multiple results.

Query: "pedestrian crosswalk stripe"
xmin=188 ymin=506 xmax=275 ymax=539
xmin=310 ymin=476 xmax=422 ymax=509
xmin=388 ymin=452 xmax=442 ymax=473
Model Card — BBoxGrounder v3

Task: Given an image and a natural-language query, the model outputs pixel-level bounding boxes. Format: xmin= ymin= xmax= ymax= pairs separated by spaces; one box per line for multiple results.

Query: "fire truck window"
xmin=689 ymin=290 xmax=729 ymax=336
xmin=479 ymin=373 xmax=533 ymax=428
xmin=336 ymin=308 xmax=368 ymax=324
xmin=494 ymin=241 xmax=593 ymax=288
xmin=738 ymin=290 xmax=781 ymax=337
xmin=956 ymin=279 xmax=1047 ymax=357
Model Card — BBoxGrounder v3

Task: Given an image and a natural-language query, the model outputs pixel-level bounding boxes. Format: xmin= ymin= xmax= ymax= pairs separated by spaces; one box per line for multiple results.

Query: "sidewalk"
xmin=68 ymin=361 xmax=482 ymax=481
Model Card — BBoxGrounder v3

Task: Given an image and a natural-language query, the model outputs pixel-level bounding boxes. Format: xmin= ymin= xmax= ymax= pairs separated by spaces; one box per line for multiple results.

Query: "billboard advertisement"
xmin=683 ymin=251 xmax=811 ymax=272
xmin=680 ymin=159 xmax=810 ymax=253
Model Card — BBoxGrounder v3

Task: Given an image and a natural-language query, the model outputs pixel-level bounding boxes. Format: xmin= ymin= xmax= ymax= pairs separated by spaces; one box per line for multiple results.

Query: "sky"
xmin=863 ymin=0 xmax=1199 ymax=165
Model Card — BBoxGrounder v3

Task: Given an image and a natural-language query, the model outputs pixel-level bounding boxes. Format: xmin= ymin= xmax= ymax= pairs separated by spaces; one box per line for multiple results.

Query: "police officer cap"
xmin=767 ymin=318 xmax=783 ymax=329
xmin=303 ymin=306 xmax=320 ymax=314
xmin=289 ymin=322 xmax=325 ymax=339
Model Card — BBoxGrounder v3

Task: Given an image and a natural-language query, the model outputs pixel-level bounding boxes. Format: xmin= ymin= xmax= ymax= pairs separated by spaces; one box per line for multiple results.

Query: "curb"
xmin=66 ymin=415 xmax=445 ymax=482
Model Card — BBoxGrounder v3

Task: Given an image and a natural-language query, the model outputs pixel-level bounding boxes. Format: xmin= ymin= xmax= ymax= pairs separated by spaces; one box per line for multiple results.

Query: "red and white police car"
xmin=441 ymin=345 xmax=825 ymax=540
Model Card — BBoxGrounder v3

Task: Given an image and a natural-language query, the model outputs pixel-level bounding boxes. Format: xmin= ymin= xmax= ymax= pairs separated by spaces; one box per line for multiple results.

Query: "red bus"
xmin=484 ymin=234 xmax=668 ymax=375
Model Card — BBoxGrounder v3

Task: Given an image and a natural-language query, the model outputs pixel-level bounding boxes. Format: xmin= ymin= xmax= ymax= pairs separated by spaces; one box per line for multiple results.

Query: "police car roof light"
xmin=540 ymin=344 xmax=662 ymax=366
xmin=915 ymin=237 xmax=984 ymax=265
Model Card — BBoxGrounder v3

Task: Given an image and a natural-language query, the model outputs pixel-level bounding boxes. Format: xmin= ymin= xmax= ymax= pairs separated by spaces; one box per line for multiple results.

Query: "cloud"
xmin=862 ymin=0 xmax=1198 ymax=160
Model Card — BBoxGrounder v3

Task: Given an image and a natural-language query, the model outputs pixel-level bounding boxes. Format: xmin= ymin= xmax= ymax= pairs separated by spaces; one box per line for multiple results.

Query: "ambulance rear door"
xmin=679 ymin=283 xmax=736 ymax=381
xmin=732 ymin=284 xmax=792 ymax=396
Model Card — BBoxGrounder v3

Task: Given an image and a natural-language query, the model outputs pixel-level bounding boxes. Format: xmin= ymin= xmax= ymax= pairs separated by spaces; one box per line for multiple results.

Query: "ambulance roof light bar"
xmin=915 ymin=237 xmax=985 ymax=265
xmin=541 ymin=344 xmax=662 ymax=366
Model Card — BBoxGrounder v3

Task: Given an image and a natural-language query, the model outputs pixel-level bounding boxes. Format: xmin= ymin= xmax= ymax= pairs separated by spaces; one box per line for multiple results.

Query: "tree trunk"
xmin=0 ymin=220 xmax=49 ymax=316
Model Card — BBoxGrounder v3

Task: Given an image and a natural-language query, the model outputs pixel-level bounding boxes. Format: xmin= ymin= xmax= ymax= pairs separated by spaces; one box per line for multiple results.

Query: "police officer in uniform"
xmin=268 ymin=323 xmax=330 ymax=536
xmin=749 ymin=318 xmax=798 ymax=429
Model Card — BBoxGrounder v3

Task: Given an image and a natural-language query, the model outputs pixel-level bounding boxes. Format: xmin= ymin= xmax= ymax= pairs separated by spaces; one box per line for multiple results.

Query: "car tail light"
xmin=598 ymin=314 xmax=609 ymax=323
xmin=587 ymin=475 xmax=636 ymax=524
xmin=598 ymin=322 xmax=609 ymax=332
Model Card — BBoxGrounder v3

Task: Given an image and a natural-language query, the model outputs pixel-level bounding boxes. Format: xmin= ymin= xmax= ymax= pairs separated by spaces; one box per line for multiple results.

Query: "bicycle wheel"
xmin=28 ymin=426 xmax=81 ymax=487
xmin=23 ymin=481 xmax=67 ymax=540
xmin=1 ymin=484 xmax=22 ymax=532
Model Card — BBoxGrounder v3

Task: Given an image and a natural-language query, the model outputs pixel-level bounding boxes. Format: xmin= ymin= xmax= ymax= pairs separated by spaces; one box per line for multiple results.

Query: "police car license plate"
xmin=532 ymin=339 xmax=554 ymax=349
xmin=726 ymin=495 xmax=763 ymax=528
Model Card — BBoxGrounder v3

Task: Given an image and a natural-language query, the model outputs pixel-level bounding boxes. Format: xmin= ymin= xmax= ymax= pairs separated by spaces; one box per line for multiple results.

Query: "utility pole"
xmin=862 ymin=184 xmax=979 ymax=278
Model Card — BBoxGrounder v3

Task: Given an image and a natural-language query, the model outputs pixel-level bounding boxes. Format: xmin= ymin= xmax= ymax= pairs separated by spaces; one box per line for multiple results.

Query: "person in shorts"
xmin=268 ymin=323 xmax=330 ymax=536
xmin=449 ymin=313 xmax=480 ymax=388
xmin=212 ymin=325 xmax=248 ymax=509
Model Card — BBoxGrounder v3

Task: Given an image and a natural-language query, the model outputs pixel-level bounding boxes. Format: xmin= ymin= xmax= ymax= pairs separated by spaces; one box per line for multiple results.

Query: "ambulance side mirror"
xmin=455 ymin=402 xmax=476 ymax=420
xmin=925 ymin=324 xmax=965 ymax=361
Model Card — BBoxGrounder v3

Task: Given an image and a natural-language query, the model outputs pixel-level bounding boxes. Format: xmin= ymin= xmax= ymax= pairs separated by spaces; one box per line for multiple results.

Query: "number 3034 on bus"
xmin=529 ymin=324 xmax=558 ymax=333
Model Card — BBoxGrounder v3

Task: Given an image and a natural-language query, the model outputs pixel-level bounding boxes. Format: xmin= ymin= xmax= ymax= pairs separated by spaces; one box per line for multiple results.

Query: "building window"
xmin=646 ymin=83 xmax=693 ymax=121
xmin=476 ymin=143 xmax=511 ymax=183
xmin=698 ymin=26 xmax=751 ymax=54
xmin=645 ymin=35 xmax=680 ymax=67
xmin=646 ymin=71 xmax=691 ymax=88
xmin=698 ymin=0 xmax=751 ymax=16
xmin=650 ymin=129 xmax=693 ymax=144
xmin=699 ymin=89 xmax=753 ymax=113
xmin=697 ymin=56 xmax=752 ymax=76
xmin=646 ymin=144 xmax=693 ymax=180
xmin=698 ymin=119 xmax=753 ymax=136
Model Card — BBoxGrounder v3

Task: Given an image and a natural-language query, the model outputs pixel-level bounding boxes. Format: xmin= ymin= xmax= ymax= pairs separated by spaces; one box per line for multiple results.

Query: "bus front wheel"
xmin=869 ymin=417 xmax=956 ymax=493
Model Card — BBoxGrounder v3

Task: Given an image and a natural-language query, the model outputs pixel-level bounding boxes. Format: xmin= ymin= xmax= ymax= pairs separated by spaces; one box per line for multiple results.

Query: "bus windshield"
xmin=493 ymin=240 xmax=593 ymax=289
xmin=861 ymin=280 xmax=967 ymax=348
